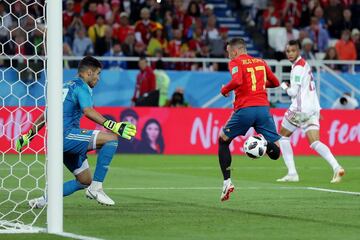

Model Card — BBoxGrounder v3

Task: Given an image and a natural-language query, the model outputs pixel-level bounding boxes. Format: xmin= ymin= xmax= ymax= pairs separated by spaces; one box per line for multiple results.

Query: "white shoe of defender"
xmin=220 ymin=183 xmax=235 ymax=202
xmin=86 ymin=187 xmax=115 ymax=206
xmin=276 ymin=174 xmax=299 ymax=182
xmin=331 ymin=167 xmax=345 ymax=183
xmin=29 ymin=196 xmax=46 ymax=209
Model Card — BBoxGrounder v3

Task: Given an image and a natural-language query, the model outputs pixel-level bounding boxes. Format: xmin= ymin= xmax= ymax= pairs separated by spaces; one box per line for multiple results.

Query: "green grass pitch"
xmin=2 ymin=154 xmax=360 ymax=240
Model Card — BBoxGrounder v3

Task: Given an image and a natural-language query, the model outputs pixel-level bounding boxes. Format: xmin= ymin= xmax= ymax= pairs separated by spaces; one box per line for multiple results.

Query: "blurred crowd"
xmin=234 ymin=0 xmax=360 ymax=71
xmin=61 ymin=0 xmax=227 ymax=71
xmin=0 ymin=0 xmax=359 ymax=72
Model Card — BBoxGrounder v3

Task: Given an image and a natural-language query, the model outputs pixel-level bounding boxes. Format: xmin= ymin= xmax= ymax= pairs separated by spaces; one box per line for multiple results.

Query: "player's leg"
xmin=86 ymin=131 xmax=118 ymax=205
xmin=218 ymin=108 xmax=253 ymax=201
xmin=305 ymin=125 xmax=345 ymax=183
xmin=63 ymin=153 xmax=92 ymax=197
xmin=29 ymin=154 xmax=92 ymax=209
xmin=276 ymin=117 xmax=299 ymax=182
xmin=218 ymin=132 xmax=234 ymax=201
xmin=253 ymin=107 xmax=281 ymax=160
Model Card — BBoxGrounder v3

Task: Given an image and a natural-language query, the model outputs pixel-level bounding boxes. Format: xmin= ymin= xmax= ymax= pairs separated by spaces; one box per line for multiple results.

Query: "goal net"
xmin=0 ymin=0 xmax=62 ymax=233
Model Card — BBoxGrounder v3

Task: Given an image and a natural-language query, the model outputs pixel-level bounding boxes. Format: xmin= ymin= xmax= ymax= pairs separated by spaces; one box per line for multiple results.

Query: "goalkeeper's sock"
xmin=218 ymin=138 xmax=232 ymax=180
xmin=93 ymin=140 xmax=118 ymax=182
xmin=310 ymin=141 xmax=340 ymax=171
xmin=279 ymin=137 xmax=297 ymax=175
xmin=63 ymin=179 xmax=87 ymax=197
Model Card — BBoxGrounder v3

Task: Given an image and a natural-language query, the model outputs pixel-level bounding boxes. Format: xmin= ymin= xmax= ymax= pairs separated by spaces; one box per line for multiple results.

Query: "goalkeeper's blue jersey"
xmin=63 ymin=77 xmax=93 ymax=132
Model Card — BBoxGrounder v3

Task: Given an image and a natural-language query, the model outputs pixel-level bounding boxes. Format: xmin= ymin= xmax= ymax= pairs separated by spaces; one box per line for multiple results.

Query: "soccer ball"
xmin=243 ymin=135 xmax=267 ymax=159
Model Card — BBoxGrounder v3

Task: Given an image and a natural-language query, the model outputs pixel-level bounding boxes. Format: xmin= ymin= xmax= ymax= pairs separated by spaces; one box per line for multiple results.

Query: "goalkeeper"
xmin=16 ymin=56 xmax=136 ymax=207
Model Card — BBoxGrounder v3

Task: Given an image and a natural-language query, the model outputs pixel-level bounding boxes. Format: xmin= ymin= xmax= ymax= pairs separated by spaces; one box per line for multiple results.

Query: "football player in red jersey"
xmin=219 ymin=38 xmax=281 ymax=201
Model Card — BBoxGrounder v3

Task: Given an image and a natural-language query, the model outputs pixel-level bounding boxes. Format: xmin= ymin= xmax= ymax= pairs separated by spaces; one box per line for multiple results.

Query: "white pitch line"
xmin=54 ymin=231 xmax=104 ymax=240
xmin=107 ymin=187 xmax=220 ymax=190
xmin=306 ymin=187 xmax=360 ymax=196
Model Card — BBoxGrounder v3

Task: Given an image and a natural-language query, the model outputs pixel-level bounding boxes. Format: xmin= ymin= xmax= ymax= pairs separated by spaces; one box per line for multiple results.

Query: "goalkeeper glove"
xmin=103 ymin=120 xmax=136 ymax=140
xmin=16 ymin=129 xmax=34 ymax=152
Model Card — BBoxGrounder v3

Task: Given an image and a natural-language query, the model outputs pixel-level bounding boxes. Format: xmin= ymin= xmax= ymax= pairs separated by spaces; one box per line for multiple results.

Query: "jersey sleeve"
xmin=290 ymin=66 xmax=303 ymax=86
xmin=75 ymin=85 xmax=93 ymax=110
xmin=221 ymin=60 xmax=243 ymax=95
xmin=264 ymin=63 xmax=280 ymax=88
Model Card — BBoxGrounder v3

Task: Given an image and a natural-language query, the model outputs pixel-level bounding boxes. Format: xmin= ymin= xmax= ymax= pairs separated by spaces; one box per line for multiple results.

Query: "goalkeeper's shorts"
xmin=63 ymin=128 xmax=100 ymax=175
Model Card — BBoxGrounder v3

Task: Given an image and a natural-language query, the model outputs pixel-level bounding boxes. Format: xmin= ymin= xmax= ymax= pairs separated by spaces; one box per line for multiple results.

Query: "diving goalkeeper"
xmin=16 ymin=56 xmax=136 ymax=207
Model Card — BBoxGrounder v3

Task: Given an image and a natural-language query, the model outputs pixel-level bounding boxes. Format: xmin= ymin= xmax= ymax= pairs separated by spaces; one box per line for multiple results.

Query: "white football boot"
xmin=276 ymin=174 xmax=299 ymax=182
xmin=29 ymin=196 xmax=47 ymax=209
xmin=330 ymin=167 xmax=345 ymax=183
xmin=220 ymin=182 xmax=235 ymax=202
xmin=86 ymin=181 xmax=115 ymax=206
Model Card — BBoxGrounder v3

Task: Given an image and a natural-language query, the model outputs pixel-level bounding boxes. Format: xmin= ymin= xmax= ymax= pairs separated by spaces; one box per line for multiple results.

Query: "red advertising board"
xmin=1 ymin=107 xmax=359 ymax=155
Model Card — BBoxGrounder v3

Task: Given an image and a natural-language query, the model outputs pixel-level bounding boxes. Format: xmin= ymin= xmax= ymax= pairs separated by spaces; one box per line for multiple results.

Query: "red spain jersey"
xmin=221 ymin=54 xmax=280 ymax=110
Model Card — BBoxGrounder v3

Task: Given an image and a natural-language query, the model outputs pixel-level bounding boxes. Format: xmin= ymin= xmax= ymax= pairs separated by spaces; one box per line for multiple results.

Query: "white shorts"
xmin=282 ymin=110 xmax=320 ymax=133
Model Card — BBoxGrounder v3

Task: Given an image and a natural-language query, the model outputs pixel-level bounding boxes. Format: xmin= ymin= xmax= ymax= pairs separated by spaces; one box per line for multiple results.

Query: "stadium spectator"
xmin=299 ymin=0 xmax=319 ymax=28
xmin=112 ymin=12 xmax=133 ymax=44
xmin=66 ymin=13 xmax=85 ymax=44
xmin=134 ymin=41 xmax=147 ymax=57
xmin=324 ymin=46 xmax=341 ymax=71
xmin=63 ymin=0 xmax=75 ymax=29
xmin=146 ymin=26 xmax=168 ymax=56
xmin=153 ymin=60 xmax=170 ymax=106
xmin=281 ymin=0 xmax=301 ymax=27
xmin=285 ymin=19 xmax=300 ymax=42
xmin=350 ymin=0 xmax=360 ymax=29
xmin=332 ymin=93 xmax=359 ymax=109
xmin=116 ymin=108 xmax=141 ymax=153
xmin=163 ymin=10 xmax=175 ymax=40
xmin=201 ymin=4 xmax=214 ymax=28
xmin=167 ymin=29 xmax=189 ymax=58
xmin=82 ymin=2 xmax=97 ymax=29
xmin=208 ymin=27 xmax=228 ymax=58
xmin=122 ymin=31 xmax=136 ymax=56
xmin=104 ymin=0 xmax=121 ymax=24
xmin=203 ymin=15 xmax=219 ymax=41
xmin=88 ymin=15 xmax=110 ymax=56
xmin=305 ymin=17 xmax=329 ymax=52
xmin=165 ymin=88 xmax=188 ymax=107
xmin=183 ymin=1 xmax=202 ymax=40
xmin=135 ymin=8 xmax=158 ymax=45
xmin=102 ymin=41 xmax=127 ymax=70
xmin=341 ymin=8 xmax=354 ymax=31
xmin=335 ymin=29 xmax=357 ymax=60
xmin=262 ymin=2 xmax=280 ymax=30
xmin=313 ymin=6 xmax=326 ymax=28
xmin=351 ymin=28 xmax=360 ymax=59
xmin=301 ymin=38 xmax=316 ymax=60
xmin=72 ymin=28 xmax=94 ymax=56
xmin=132 ymin=57 xmax=157 ymax=106
xmin=138 ymin=119 xmax=165 ymax=154
xmin=324 ymin=0 xmax=344 ymax=38
xmin=63 ymin=42 xmax=77 ymax=69
xmin=187 ymin=25 xmax=204 ymax=54
xmin=96 ymin=0 xmax=111 ymax=17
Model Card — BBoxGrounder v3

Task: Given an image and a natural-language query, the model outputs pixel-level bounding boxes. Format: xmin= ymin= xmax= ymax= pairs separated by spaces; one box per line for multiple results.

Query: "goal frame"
xmin=46 ymin=0 xmax=63 ymax=234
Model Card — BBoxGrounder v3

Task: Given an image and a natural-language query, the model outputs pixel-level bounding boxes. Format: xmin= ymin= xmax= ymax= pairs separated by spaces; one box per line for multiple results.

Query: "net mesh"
xmin=0 ymin=0 xmax=47 ymax=232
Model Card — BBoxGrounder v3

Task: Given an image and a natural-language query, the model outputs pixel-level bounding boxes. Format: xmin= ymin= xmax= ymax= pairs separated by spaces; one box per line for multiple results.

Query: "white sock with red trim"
xmin=310 ymin=141 xmax=340 ymax=171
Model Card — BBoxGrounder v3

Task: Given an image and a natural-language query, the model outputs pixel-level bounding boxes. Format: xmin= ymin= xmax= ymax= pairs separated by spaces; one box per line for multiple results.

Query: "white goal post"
xmin=0 ymin=0 xmax=63 ymax=234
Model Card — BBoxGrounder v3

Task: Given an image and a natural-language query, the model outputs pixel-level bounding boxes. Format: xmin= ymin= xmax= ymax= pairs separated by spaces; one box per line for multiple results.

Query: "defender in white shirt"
xmin=277 ymin=40 xmax=345 ymax=183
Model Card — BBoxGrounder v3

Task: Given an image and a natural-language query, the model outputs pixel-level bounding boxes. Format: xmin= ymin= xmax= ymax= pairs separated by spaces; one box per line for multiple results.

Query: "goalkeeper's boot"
xmin=276 ymin=174 xmax=299 ymax=182
xmin=28 ymin=196 xmax=46 ymax=209
xmin=330 ymin=167 xmax=345 ymax=183
xmin=220 ymin=181 xmax=235 ymax=202
xmin=86 ymin=183 xmax=115 ymax=206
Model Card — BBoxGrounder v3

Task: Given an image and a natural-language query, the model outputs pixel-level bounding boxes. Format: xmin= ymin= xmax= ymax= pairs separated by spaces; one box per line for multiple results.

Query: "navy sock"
xmin=93 ymin=140 xmax=118 ymax=182
xmin=63 ymin=179 xmax=87 ymax=197
xmin=218 ymin=138 xmax=232 ymax=180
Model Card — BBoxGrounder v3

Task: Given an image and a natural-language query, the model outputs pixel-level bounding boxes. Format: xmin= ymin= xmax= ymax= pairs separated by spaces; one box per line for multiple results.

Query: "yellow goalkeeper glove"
xmin=16 ymin=129 xmax=34 ymax=152
xmin=103 ymin=120 xmax=136 ymax=140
